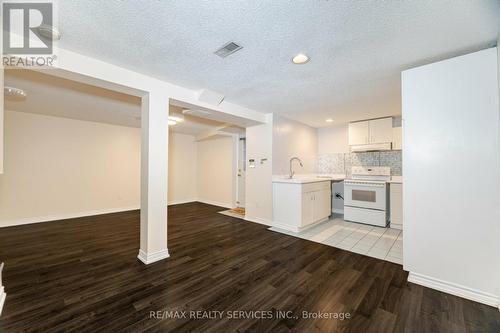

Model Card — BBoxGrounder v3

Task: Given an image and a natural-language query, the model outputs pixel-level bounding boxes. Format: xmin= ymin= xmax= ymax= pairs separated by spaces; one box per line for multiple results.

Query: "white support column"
xmin=0 ymin=262 xmax=5 ymax=316
xmin=0 ymin=286 xmax=5 ymax=316
xmin=137 ymin=92 xmax=170 ymax=264
xmin=0 ymin=66 xmax=4 ymax=174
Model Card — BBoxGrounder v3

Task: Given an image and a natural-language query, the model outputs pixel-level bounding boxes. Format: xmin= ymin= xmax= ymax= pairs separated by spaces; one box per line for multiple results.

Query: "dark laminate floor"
xmin=0 ymin=202 xmax=499 ymax=332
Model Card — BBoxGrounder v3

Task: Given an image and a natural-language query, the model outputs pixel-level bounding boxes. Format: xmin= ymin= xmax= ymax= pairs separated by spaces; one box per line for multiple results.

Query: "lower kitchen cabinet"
xmin=390 ymin=183 xmax=403 ymax=230
xmin=273 ymin=180 xmax=332 ymax=232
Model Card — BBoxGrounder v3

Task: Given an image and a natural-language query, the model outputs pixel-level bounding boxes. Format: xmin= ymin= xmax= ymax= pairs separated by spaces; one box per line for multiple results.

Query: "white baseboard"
xmin=271 ymin=222 xmax=301 ymax=233
xmin=137 ymin=249 xmax=170 ymax=265
xmin=408 ymin=272 xmax=500 ymax=308
xmin=244 ymin=216 xmax=273 ymax=226
xmin=332 ymin=209 xmax=344 ymax=214
xmin=390 ymin=223 xmax=403 ymax=230
xmin=196 ymin=198 xmax=233 ymax=209
xmin=167 ymin=199 xmax=197 ymax=206
xmin=272 ymin=217 xmax=329 ymax=233
xmin=0 ymin=287 xmax=5 ymax=316
xmin=0 ymin=206 xmax=141 ymax=228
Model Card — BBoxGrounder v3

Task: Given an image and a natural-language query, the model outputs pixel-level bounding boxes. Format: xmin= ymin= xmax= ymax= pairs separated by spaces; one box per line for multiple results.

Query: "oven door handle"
xmin=344 ymin=181 xmax=386 ymax=188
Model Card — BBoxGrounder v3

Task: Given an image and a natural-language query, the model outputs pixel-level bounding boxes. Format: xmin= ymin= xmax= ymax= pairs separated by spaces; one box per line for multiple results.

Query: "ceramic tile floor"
xmin=269 ymin=217 xmax=403 ymax=265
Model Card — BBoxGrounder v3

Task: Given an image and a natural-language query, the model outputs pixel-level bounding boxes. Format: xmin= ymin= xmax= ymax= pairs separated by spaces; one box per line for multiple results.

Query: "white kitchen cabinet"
xmin=392 ymin=127 xmax=403 ymax=150
xmin=309 ymin=189 xmax=331 ymax=223
xmin=390 ymin=183 xmax=403 ymax=230
xmin=301 ymin=192 xmax=315 ymax=226
xmin=348 ymin=117 xmax=393 ymax=146
xmin=348 ymin=121 xmax=369 ymax=145
xmin=369 ymin=118 xmax=393 ymax=143
xmin=273 ymin=180 xmax=332 ymax=232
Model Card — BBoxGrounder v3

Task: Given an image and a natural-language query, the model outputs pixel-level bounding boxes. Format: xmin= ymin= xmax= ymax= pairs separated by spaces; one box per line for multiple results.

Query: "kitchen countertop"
xmin=273 ymin=174 xmax=402 ymax=184
xmin=273 ymin=174 xmax=346 ymax=184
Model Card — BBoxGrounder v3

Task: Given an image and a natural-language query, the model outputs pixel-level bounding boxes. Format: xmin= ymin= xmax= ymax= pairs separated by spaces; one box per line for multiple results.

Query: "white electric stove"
xmin=344 ymin=166 xmax=391 ymax=227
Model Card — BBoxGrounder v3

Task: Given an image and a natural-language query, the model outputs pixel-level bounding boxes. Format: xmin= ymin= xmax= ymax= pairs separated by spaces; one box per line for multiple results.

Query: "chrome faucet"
xmin=289 ymin=157 xmax=303 ymax=179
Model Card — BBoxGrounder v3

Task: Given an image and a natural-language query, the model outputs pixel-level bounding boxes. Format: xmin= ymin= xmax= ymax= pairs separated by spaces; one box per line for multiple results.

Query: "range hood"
xmin=350 ymin=143 xmax=392 ymax=152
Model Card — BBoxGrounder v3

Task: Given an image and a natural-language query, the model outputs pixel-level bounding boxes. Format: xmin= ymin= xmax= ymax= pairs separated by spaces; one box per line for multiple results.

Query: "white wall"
xmin=196 ymin=136 xmax=236 ymax=208
xmin=402 ymin=47 xmax=500 ymax=306
xmin=272 ymin=114 xmax=318 ymax=175
xmin=168 ymin=132 xmax=197 ymax=205
xmin=0 ymin=112 xmax=238 ymax=227
xmin=245 ymin=118 xmax=273 ymax=224
xmin=317 ymin=124 xmax=349 ymax=154
xmin=0 ymin=111 xmax=141 ymax=227
xmin=0 ymin=69 xmax=4 ymax=174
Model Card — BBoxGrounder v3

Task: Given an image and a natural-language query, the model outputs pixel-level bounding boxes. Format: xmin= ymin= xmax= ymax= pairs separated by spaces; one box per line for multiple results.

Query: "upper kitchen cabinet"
xmin=369 ymin=118 xmax=393 ymax=143
xmin=348 ymin=117 xmax=393 ymax=146
xmin=348 ymin=121 xmax=370 ymax=145
xmin=392 ymin=127 xmax=403 ymax=150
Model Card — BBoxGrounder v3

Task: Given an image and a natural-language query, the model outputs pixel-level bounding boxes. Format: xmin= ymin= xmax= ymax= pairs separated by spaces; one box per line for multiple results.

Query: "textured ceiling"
xmin=55 ymin=0 xmax=500 ymax=127
xmin=5 ymin=69 xmax=142 ymax=127
xmin=5 ymin=70 xmax=229 ymax=135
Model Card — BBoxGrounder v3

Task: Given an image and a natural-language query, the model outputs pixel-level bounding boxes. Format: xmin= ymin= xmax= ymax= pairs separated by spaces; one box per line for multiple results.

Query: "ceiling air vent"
xmin=214 ymin=41 xmax=243 ymax=58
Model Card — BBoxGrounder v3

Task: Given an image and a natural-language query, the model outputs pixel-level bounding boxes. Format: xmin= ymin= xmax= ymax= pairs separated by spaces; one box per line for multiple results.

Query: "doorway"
xmin=236 ymin=137 xmax=246 ymax=208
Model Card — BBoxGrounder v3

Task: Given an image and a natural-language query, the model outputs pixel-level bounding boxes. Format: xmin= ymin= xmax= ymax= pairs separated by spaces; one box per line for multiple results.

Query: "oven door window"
xmin=352 ymin=189 xmax=376 ymax=202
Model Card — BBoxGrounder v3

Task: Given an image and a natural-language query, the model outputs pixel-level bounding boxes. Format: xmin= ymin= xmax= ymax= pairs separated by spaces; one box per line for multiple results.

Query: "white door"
xmin=348 ymin=121 xmax=369 ymax=145
xmin=320 ymin=189 xmax=332 ymax=218
xmin=301 ymin=192 xmax=315 ymax=226
xmin=236 ymin=138 xmax=246 ymax=207
xmin=369 ymin=118 xmax=393 ymax=143
xmin=313 ymin=189 xmax=331 ymax=222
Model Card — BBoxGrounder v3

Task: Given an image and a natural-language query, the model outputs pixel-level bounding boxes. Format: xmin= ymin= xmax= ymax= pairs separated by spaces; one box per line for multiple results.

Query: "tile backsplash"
xmin=318 ymin=151 xmax=402 ymax=176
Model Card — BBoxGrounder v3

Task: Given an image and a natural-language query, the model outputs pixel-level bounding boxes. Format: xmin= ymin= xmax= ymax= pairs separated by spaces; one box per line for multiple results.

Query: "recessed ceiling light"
xmin=168 ymin=120 xmax=177 ymax=126
xmin=169 ymin=115 xmax=184 ymax=123
xmin=292 ymin=53 xmax=309 ymax=64
xmin=37 ymin=24 xmax=62 ymax=41
xmin=326 ymin=118 xmax=334 ymax=123
xmin=4 ymin=86 xmax=27 ymax=100
xmin=182 ymin=109 xmax=212 ymax=116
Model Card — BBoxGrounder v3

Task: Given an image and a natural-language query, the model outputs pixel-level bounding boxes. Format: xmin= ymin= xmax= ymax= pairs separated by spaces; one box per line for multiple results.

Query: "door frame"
xmin=235 ymin=136 xmax=246 ymax=208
